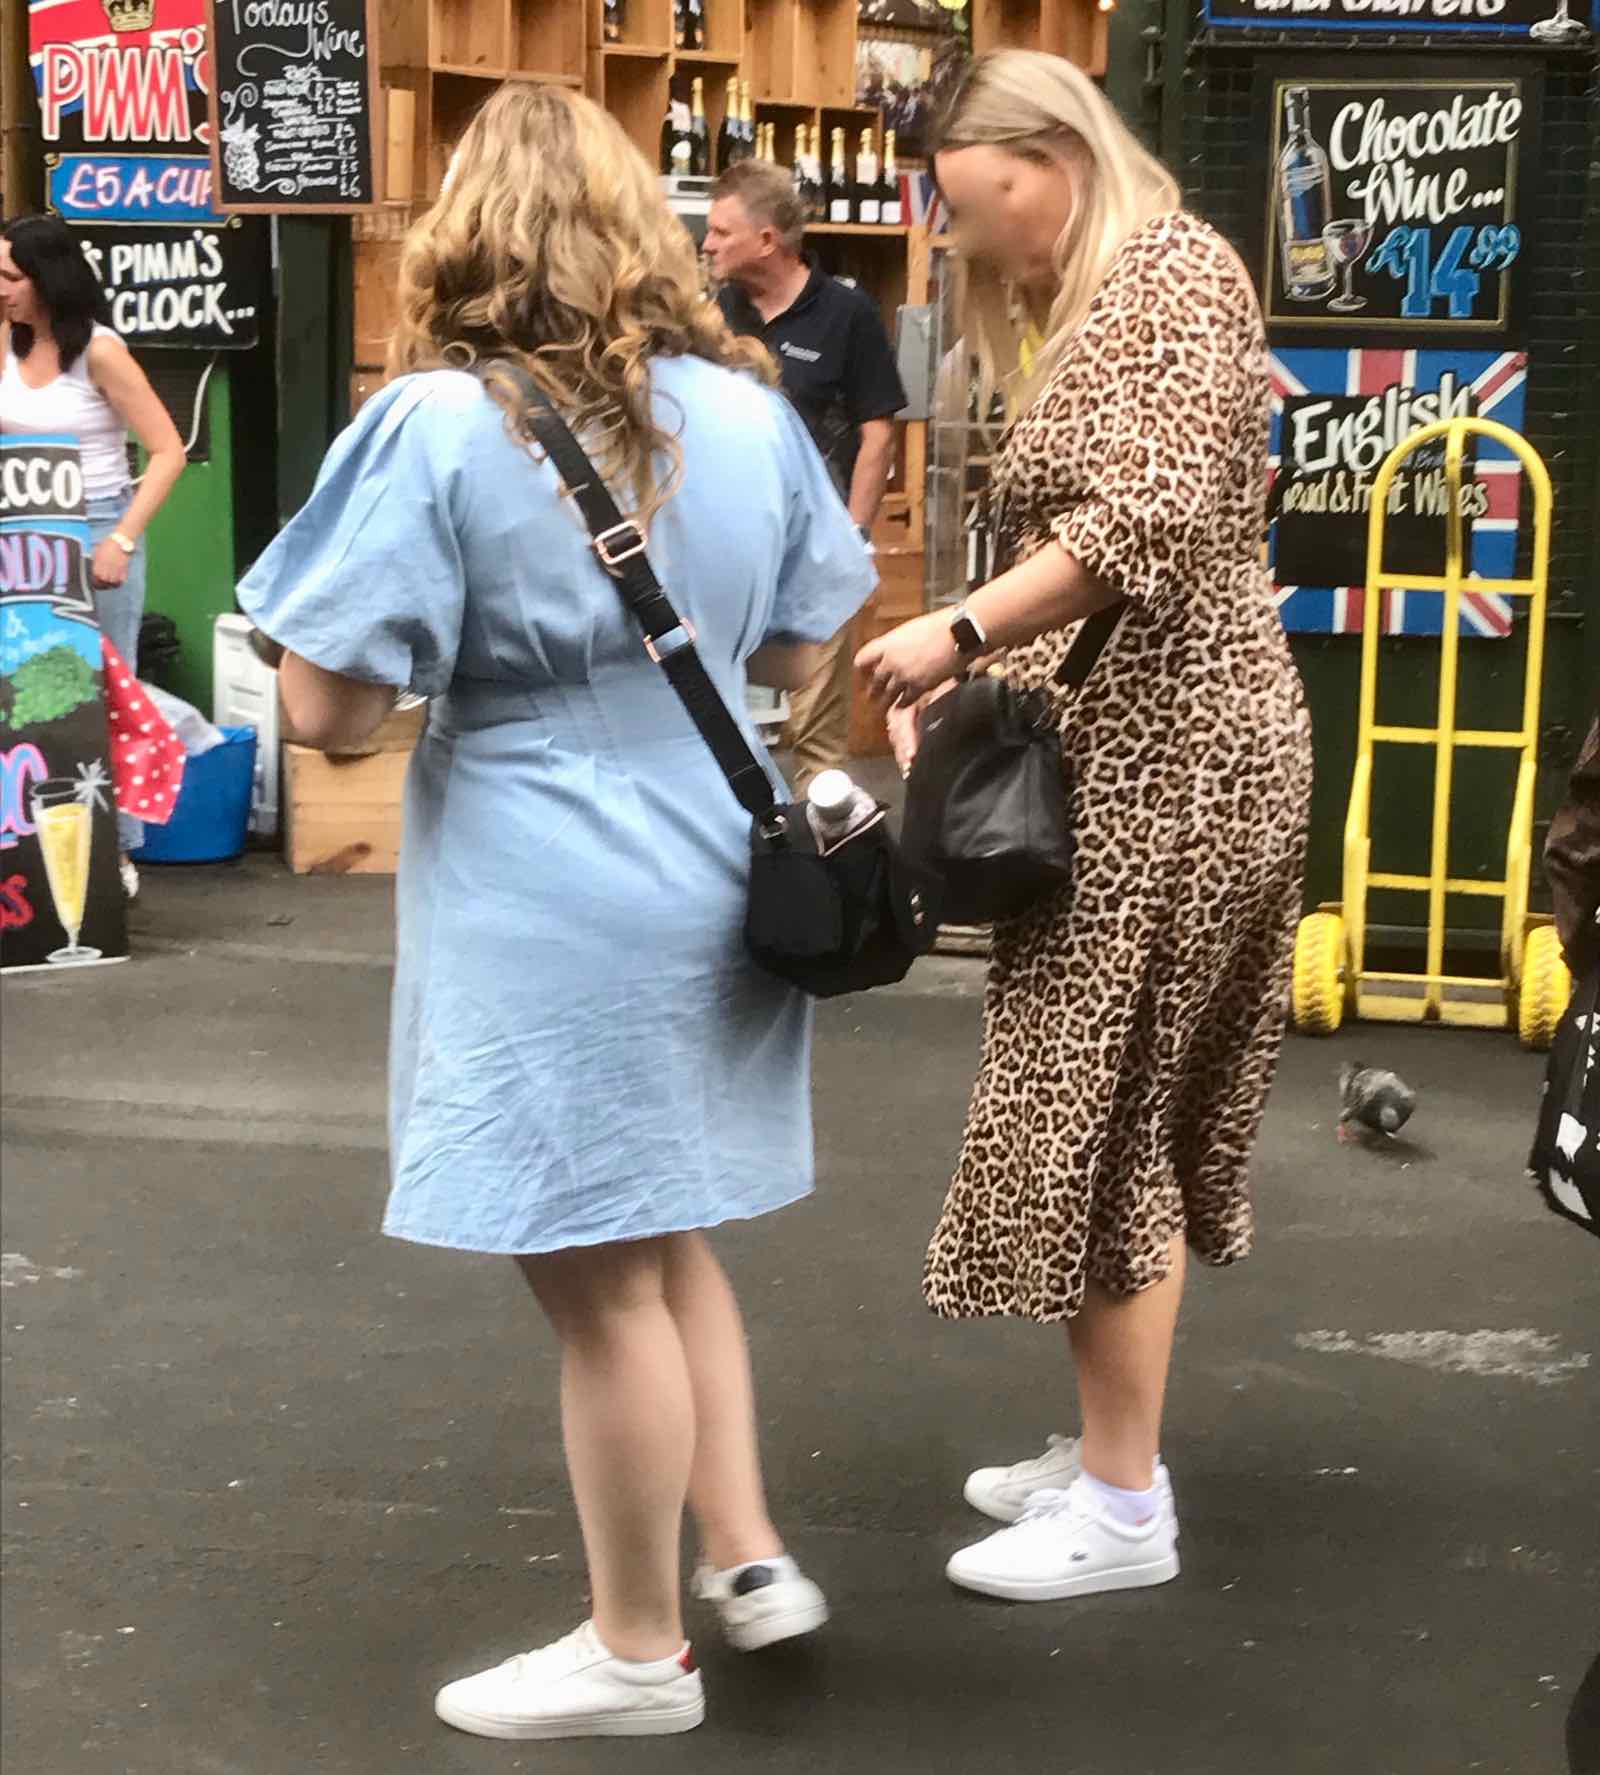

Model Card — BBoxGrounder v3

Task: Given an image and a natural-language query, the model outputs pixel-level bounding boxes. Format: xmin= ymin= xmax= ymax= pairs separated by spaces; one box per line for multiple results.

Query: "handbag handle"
xmin=477 ymin=360 xmax=781 ymax=826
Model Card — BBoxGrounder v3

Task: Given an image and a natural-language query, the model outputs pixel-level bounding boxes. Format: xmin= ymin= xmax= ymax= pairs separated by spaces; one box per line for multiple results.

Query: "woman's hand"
xmin=854 ymin=610 xmax=960 ymax=709
xmin=91 ymin=538 xmax=130 ymax=589
xmin=886 ymin=680 xmax=958 ymax=778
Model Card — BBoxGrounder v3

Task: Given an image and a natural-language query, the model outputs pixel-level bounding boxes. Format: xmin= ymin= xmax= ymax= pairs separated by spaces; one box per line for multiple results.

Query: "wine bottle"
xmin=662 ymin=98 xmax=691 ymax=178
xmin=1276 ymin=86 xmax=1335 ymax=302
xmin=716 ymin=75 xmax=739 ymax=172
xmin=828 ymin=127 xmax=851 ymax=224
xmin=689 ymin=77 xmax=710 ymax=177
xmin=856 ymin=126 xmax=880 ymax=226
xmin=880 ymin=128 xmax=901 ymax=226
xmin=806 ymin=126 xmax=825 ymax=219
xmin=604 ymin=0 xmax=624 ymax=43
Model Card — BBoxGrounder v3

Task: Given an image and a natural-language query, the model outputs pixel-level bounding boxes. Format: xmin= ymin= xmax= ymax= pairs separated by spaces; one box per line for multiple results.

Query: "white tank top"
xmin=0 ymin=324 xmax=131 ymax=501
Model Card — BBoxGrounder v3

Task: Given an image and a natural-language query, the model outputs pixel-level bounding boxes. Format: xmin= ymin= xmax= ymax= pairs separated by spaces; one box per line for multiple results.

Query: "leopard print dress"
xmin=923 ymin=210 xmax=1314 ymax=1325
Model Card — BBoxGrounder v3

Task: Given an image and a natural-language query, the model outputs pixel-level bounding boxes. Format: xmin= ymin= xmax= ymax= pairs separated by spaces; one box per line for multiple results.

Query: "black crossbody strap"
xmin=1053 ymin=601 xmax=1123 ymax=689
xmin=478 ymin=360 xmax=780 ymax=824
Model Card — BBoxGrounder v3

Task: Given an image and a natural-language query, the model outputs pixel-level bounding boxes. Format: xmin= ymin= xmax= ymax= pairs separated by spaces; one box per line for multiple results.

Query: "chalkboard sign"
xmin=1260 ymin=66 xmax=1532 ymax=336
xmin=1208 ymin=0 xmax=1593 ymax=39
xmin=205 ymin=0 xmax=380 ymax=213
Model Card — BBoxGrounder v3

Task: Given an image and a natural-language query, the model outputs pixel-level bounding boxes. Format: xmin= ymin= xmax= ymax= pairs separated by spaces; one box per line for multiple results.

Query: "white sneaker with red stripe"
xmin=434 ymin=1621 xmax=704 ymax=1740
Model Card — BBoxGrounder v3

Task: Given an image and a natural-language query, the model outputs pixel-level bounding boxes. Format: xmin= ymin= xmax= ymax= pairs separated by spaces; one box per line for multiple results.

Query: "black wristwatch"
xmin=949 ymin=602 xmax=988 ymax=660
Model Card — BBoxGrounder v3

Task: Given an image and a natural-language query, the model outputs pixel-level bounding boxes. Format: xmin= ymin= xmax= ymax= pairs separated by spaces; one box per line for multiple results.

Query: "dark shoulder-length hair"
xmin=2 ymin=214 xmax=112 ymax=372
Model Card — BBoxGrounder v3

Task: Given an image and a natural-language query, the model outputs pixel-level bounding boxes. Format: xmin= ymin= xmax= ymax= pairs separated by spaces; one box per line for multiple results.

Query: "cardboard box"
xmin=284 ymin=744 xmax=410 ymax=875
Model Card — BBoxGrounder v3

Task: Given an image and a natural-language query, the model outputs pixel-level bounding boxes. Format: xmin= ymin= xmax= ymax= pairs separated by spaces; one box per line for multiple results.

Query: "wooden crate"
xmin=284 ymin=744 xmax=411 ymax=874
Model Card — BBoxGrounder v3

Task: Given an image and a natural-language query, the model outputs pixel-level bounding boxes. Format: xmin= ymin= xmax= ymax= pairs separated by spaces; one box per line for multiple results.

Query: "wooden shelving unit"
xmin=362 ymin=0 xmax=1102 ymax=754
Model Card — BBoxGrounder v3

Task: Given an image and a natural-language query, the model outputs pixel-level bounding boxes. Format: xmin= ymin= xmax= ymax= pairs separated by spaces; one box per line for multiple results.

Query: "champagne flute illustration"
xmin=1322 ymin=218 xmax=1373 ymax=314
xmin=30 ymin=778 xmax=102 ymax=966
xmin=1530 ymin=0 xmax=1587 ymax=40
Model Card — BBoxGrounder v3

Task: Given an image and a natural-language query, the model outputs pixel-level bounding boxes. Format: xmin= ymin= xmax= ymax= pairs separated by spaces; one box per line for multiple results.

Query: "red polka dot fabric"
xmin=102 ymin=637 xmax=186 ymax=826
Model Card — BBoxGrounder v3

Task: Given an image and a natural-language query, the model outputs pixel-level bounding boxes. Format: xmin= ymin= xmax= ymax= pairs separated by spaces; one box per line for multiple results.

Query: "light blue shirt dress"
xmin=238 ymin=360 xmax=876 ymax=1254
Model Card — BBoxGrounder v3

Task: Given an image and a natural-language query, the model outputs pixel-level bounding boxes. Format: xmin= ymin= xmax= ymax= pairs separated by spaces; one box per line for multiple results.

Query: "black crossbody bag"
xmin=483 ymin=361 xmax=941 ymax=997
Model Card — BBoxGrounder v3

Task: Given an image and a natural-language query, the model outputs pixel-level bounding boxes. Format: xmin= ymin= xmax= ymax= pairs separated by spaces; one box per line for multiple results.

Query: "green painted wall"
xmin=141 ymin=365 xmax=235 ymax=716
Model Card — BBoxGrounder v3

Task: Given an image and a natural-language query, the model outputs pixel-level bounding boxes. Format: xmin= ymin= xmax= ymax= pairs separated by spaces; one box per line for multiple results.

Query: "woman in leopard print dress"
xmin=857 ymin=50 xmax=1312 ymax=1603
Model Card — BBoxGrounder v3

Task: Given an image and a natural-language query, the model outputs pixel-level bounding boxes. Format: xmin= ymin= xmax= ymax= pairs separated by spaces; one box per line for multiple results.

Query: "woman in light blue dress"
xmin=239 ymin=85 xmax=874 ymax=1742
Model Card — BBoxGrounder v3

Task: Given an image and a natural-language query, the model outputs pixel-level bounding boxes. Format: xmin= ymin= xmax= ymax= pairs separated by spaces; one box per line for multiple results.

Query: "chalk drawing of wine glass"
xmin=1322 ymin=218 xmax=1373 ymax=314
xmin=31 ymin=777 xmax=102 ymax=966
xmin=1530 ymin=0 xmax=1587 ymax=42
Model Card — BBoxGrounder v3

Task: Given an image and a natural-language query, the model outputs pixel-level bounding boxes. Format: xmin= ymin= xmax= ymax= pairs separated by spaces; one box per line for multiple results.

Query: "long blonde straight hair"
xmin=932 ymin=50 xmax=1180 ymax=417
xmin=389 ymin=82 xmax=775 ymax=523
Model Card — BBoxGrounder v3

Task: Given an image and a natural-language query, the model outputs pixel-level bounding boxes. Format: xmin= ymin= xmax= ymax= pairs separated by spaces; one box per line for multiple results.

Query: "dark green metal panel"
xmin=140 ymin=364 xmax=234 ymax=713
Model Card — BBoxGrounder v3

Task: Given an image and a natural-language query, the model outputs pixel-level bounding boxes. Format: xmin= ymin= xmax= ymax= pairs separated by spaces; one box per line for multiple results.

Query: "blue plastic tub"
xmin=132 ymin=725 xmax=258 ymax=865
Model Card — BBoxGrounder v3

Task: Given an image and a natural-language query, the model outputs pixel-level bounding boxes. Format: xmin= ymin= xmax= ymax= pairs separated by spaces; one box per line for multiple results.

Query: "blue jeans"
xmin=86 ymin=492 xmax=147 ymax=852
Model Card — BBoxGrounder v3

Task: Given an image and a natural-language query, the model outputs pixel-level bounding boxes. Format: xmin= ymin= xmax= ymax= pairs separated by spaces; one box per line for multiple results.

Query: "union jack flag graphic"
xmin=1269 ymin=348 xmax=1528 ymax=639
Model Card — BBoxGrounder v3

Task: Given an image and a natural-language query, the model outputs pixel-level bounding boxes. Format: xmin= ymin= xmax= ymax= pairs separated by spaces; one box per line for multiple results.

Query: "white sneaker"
xmin=946 ymin=1480 xmax=1181 ymax=1603
xmin=434 ymin=1621 xmax=705 ymax=1740
xmin=692 ymin=1555 xmax=830 ymax=1651
xmin=964 ymin=1433 xmax=1177 ymax=1526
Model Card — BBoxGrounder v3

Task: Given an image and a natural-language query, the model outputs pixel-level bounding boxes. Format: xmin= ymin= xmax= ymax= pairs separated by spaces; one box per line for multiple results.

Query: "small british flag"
xmin=1269 ymin=348 xmax=1528 ymax=639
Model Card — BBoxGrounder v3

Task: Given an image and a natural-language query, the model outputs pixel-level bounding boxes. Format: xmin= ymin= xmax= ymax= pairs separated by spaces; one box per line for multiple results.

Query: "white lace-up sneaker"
xmin=964 ymin=1434 xmax=1177 ymax=1526
xmin=434 ymin=1621 xmax=705 ymax=1740
xmin=692 ymin=1555 xmax=830 ymax=1651
xmin=946 ymin=1479 xmax=1181 ymax=1602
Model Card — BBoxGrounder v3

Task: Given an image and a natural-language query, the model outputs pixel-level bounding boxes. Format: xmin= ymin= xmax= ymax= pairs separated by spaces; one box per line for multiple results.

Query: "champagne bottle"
xmin=856 ymin=126 xmax=880 ymax=226
xmin=716 ymin=75 xmax=739 ymax=172
xmin=792 ymin=124 xmax=808 ymax=196
xmin=806 ymin=126 xmax=824 ymax=220
xmin=680 ymin=0 xmax=704 ymax=49
xmin=736 ymin=80 xmax=752 ymax=161
xmin=828 ymin=126 xmax=851 ymax=224
xmin=689 ymin=77 xmax=710 ymax=177
xmin=604 ymin=0 xmax=624 ymax=43
xmin=673 ymin=0 xmax=686 ymax=49
xmin=880 ymin=128 xmax=901 ymax=226
xmin=662 ymin=98 xmax=691 ymax=178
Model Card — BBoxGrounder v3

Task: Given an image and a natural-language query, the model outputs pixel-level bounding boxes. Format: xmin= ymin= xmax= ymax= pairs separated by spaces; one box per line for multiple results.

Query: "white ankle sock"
xmin=1076 ymin=1471 xmax=1160 ymax=1527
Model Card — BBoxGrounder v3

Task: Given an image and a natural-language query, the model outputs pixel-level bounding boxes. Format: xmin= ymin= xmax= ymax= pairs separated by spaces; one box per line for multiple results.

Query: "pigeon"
xmin=1338 ymin=1063 xmax=1417 ymax=1142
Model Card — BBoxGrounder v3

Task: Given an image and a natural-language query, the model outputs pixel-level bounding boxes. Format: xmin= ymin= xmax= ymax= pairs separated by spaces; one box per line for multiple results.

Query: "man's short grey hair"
xmin=712 ymin=160 xmax=805 ymax=256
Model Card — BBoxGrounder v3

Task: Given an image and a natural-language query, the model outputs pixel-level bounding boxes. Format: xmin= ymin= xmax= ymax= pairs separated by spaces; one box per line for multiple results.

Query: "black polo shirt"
xmin=717 ymin=261 xmax=907 ymax=497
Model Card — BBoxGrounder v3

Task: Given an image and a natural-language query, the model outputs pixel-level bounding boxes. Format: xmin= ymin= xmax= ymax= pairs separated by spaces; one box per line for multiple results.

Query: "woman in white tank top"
xmin=1 ymin=214 xmax=187 ymax=892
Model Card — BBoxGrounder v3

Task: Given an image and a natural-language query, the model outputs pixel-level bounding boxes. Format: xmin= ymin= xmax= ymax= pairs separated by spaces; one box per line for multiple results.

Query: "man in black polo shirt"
xmin=706 ymin=158 xmax=907 ymax=794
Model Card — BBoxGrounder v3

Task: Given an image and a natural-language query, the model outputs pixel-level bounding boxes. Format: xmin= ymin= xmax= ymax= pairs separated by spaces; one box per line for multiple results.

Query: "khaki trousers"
xmin=780 ymin=618 xmax=855 ymax=800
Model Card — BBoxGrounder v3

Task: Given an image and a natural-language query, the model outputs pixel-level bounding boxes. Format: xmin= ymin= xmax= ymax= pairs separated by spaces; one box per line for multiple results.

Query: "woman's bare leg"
xmin=662 ymin=1232 xmax=784 ymax=1572
xmin=516 ymin=1238 xmax=693 ymax=1662
xmin=1067 ymin=1236 xmax=1187 ymax=1493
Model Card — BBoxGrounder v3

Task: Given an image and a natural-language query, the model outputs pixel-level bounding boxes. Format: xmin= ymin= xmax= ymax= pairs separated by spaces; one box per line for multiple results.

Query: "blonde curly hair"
xmin=390 ymin=82 xmax=776 ymax=522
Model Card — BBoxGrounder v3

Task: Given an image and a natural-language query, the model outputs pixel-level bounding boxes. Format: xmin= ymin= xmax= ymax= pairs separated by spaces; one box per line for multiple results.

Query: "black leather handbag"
xmin=899 ymin=604 xmax=1121 ymax=926
xmin=485 ymin=362 xmax=941 ymax=998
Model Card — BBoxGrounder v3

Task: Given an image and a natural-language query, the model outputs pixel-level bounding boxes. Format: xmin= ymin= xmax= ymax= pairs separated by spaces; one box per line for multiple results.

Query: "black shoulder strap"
xmin=477 ymin=360 xmax=780 ymax=824
xmin=1053 ymin=601 xmax=1123 ymax=689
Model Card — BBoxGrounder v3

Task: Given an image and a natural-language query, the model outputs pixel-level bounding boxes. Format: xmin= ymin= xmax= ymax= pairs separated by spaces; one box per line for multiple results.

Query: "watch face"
xmin=951 ymin=613 xmax=984 ymax=655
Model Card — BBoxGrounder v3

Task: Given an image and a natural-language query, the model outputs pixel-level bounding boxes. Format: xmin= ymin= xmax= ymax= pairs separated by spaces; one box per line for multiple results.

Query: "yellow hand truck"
xmin=1291 ymin=416 xmax=1572 ymax=1050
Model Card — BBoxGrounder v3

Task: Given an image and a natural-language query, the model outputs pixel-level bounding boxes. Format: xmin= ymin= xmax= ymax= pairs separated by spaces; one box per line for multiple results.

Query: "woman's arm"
xmin=279 ymin=652 xmax=399 ymax=752
xmin=88 ymin=333 xmax=187 ymax=544
xmin=855 ymin=539 xmax=1117 ymax=708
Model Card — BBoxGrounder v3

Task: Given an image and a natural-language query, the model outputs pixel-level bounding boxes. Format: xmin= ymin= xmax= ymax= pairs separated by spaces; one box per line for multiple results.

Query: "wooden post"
xmin=1 ymin=0 xmax=43 ymax=211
